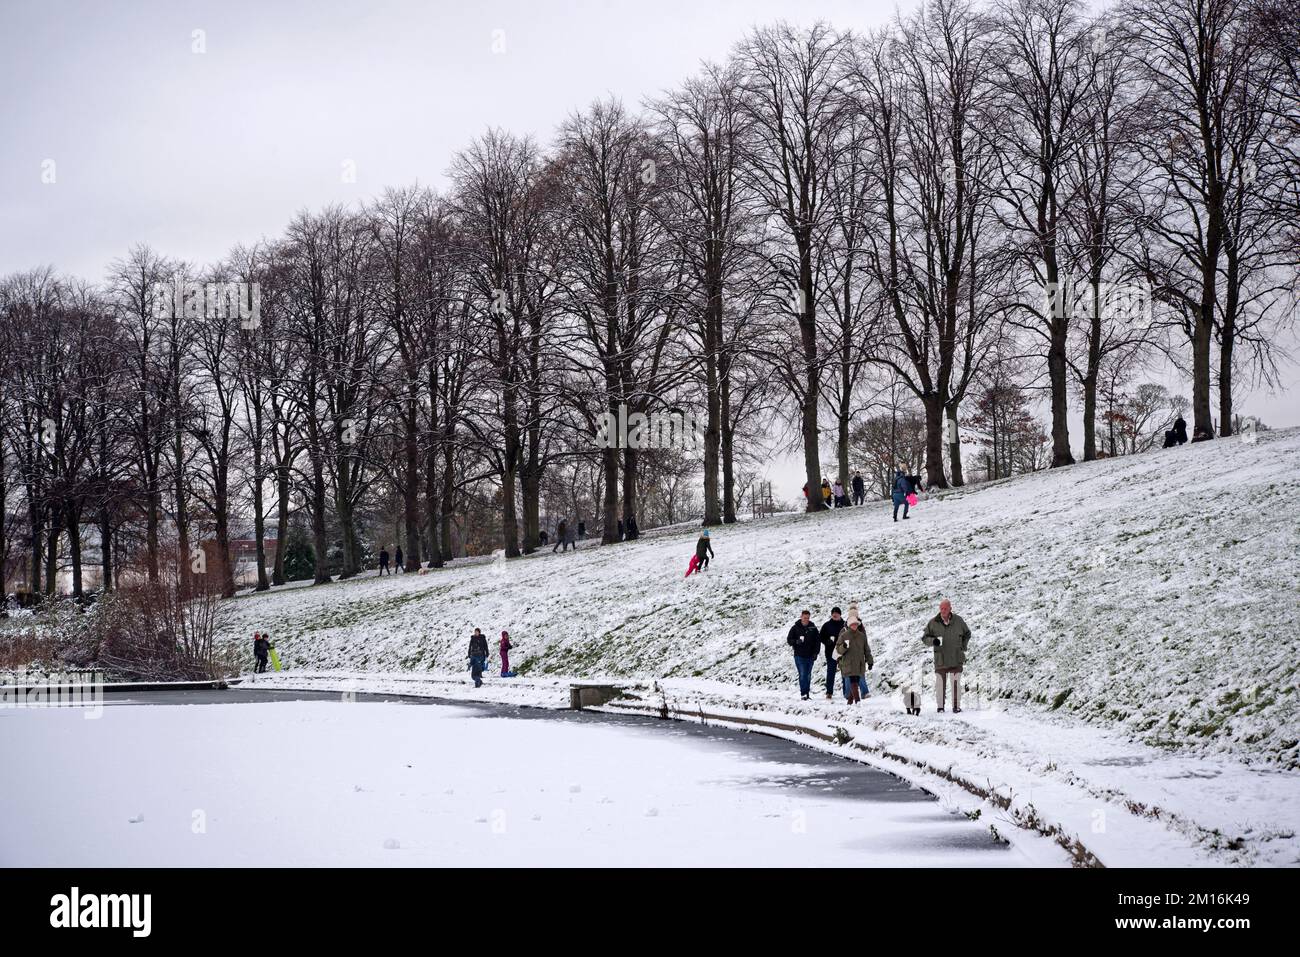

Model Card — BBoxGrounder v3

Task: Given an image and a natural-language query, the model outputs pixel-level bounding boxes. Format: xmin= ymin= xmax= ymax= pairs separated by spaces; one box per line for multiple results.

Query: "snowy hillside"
xmin=222 ymin=428 xmax=1300 ymax=768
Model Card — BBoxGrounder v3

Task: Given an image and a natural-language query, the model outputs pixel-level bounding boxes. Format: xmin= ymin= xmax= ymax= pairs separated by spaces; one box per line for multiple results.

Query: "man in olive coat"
xmin=922 ymin=599 xmax=971 ymax=712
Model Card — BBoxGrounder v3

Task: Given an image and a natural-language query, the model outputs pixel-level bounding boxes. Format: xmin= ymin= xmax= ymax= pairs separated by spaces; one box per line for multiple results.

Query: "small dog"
xmin=417 ymin=567 xmax=430 ymax=575
xmin=902 ymin=689 xmax=922 ymax=715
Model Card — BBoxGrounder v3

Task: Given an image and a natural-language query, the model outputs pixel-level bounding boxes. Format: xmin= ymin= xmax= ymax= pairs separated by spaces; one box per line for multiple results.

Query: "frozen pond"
xmin=0 ymin=691 xmax=1043 ymax=866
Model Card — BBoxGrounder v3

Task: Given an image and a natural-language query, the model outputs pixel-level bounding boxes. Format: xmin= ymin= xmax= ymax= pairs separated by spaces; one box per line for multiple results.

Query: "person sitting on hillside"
xmin=695 ymin=529 xmax=714 ymax=570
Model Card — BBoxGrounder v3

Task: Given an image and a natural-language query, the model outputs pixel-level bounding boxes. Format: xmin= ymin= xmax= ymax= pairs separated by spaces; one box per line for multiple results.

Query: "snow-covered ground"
xmin=0 ymin=698 xmax=1048 ymax=867
xmin=212 ymin=429 xmax=1300 ymax=866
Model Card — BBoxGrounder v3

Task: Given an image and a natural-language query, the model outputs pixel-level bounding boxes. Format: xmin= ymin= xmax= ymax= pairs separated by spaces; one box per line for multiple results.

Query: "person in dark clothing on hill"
xmin=626 ymin=515 xmax=639 ymax=539
xmin=1173 ymin=416 xmax=1187 ymax=444
xmin=395 ymin=545 xmax=404 ymax=572
xmin=891 ymin=470 xmax=912 ymax=522
xmin=787 ymin=609 xmax=821 ymax=700
xmin=851 ymin=472 xmax=865 ymax=506
xmin=468 ymin=628 xmax=489 ymax=687
xmin=539 ymin=529 xmax=549 ymax=546
xmin=577 ymin=520 xmax=585 ymax=540
xmin=378 ymin=548 xmax=391 ymax=575
xmin=253 ymin=632 xmax=269 ymax=673
xmin=617 ymin=518 xmax=625 ymax=540
xmin=553 ymin=520 xmax=568 ymax=553
xmin=695 ymin=529 xmax=714 ymax=570
xmin=819 ymin=607 xmax=845 ymax=699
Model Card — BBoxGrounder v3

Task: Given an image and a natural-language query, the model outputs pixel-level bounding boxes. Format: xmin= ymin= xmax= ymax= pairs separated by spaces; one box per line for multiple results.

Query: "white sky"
xmin=1 ymin=0 xmax=1294 ymax=501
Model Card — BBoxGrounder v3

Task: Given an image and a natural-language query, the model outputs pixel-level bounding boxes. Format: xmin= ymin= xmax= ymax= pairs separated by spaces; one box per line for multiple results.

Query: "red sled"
xmin=906 ymin=492 xmax=918 ymax=507
xmin=684 ymin=555 xmax=701 ymax=578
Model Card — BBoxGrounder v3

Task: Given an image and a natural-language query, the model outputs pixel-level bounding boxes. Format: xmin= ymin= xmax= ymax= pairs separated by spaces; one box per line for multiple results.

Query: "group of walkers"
xmin=805 ymin=472 xmax=868 ymax=508
xmin=802 ymin=468 xmax=925 ymax=521
xmin=467 ymin=627 xmax=518 ymax=686
xmin=377 ymin=545 xmax=404 ymax=575
xmin=787 ymin=598 xmax=971 ymax=712
xmin=787 ymin=604 xmax=875 ymax=702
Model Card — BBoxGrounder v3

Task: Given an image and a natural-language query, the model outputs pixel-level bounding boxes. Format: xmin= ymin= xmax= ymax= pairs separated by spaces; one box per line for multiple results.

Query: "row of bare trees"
xmin=1 ymin=0 xmax=1295 ymax=602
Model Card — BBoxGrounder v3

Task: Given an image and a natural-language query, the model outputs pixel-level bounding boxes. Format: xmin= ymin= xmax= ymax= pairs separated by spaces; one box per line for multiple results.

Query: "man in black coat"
xmin=395 ymin=544 xmax=404 ymax=572
xmin=851 ymin=472 xmax=865 ymax=506
xmin=787 ymin=609 xmax=821 ymax=700
xmin=819 ymin=607 xmax=846 ymax=700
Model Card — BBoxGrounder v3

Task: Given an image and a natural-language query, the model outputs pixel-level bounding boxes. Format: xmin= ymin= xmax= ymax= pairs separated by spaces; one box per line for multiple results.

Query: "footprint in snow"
xmin=383 ymin=838 xmax=400 ymax=850
xmin=568 ymin=784 xmax=581 ymax=793
xmin=644 ymin=807 xmax=659 ymax=817
xmin=128 ymin=814 xmax=144 ymax=824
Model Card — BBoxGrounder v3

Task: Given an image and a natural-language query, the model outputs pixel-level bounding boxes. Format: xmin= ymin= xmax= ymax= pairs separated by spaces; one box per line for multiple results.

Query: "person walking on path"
xmin=787 ymin=609 xmax=821 ymax=700
xmin=499 ymin=630 xmax=514 ymax=677
xmin=553 ymin=519 xmax=568 ymax=553
xmin=253 ymin=632 xmax=269 ymax=673
xmin=922 ymin=599 xmax=970 ymax=712
xmin=695 ymin=529 xmax=714 ymax=571
xmin=891 ymin=470 xmax=912 ymax=522
xmin=834 ymin=608 xmax=873 ymax=704
xmin=819 ymin=607 xmax=846 ymax=699
xmin=852 ymin=472 xmax=865 ymax=506
xmin=378 ymin=547 xmax=391 ymax=575
xmin=468 ymin=628 xmax=489 ymax=687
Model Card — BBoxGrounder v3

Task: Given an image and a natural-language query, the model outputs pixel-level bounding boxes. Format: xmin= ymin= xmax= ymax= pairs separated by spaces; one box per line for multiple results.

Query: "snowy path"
xmin=0 ymin=696 xmax=1052 ymax=867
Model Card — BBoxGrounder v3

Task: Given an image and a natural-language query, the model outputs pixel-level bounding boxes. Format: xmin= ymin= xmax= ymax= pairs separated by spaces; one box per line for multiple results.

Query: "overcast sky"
xmin=1 ymin=0 xmax=1294 ymax=501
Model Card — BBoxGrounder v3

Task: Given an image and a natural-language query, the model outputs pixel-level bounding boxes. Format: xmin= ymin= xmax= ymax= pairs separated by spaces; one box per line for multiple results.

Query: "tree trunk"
xmin=922 ymin=393 xmax=948 ymax=489
xmin=1048 ymin=315 xmax=1074 ymax=467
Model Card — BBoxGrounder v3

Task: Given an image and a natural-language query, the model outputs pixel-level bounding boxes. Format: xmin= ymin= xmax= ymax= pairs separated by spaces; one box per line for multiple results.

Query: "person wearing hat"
xmin=819 ymin=607 xmax=846 ymax=699
xmin=695 ymin=529 xmax=714 ymax=570
xmin=834 ymin=605 xmax=874 ymax=704
xmin=253 ymin=631 xmax=269 ymax=673
xmin=499 ymin=630 xmax=515 ymax=678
